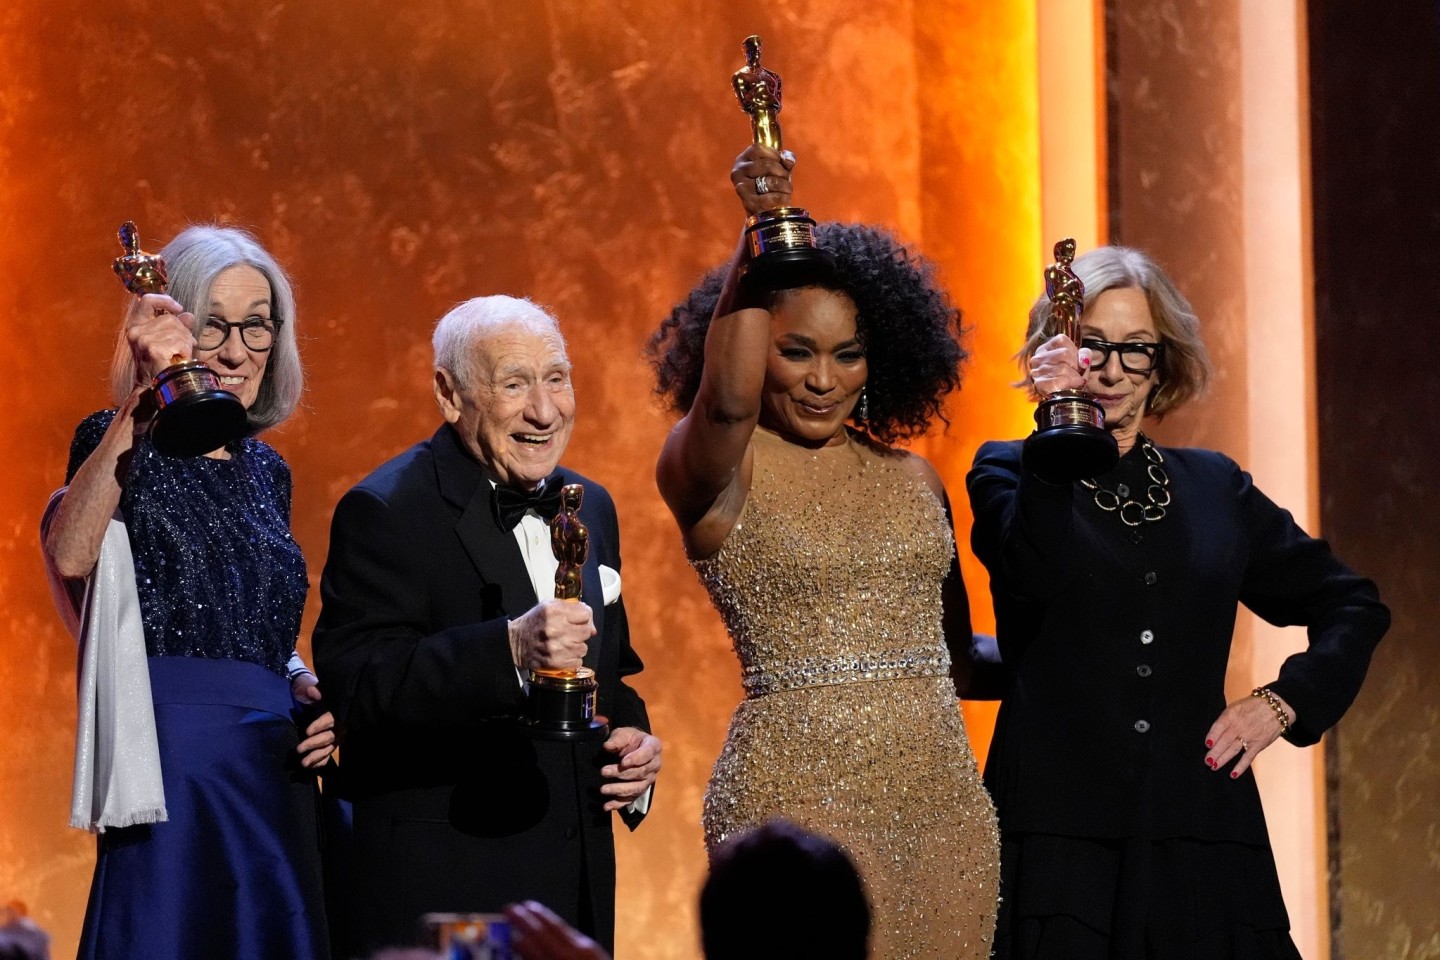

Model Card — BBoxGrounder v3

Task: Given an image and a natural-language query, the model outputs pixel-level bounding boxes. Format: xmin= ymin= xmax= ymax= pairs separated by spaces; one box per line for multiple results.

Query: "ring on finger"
xmin=755 ymin=175 xmax=773 ymax=195
xmin=1239 ymin=739 xmax=1249 ymax=751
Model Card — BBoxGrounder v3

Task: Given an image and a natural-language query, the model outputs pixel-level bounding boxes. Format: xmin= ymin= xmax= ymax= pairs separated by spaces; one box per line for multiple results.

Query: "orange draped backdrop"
xmin=0 ymin=3 xmax=1043 ymax=957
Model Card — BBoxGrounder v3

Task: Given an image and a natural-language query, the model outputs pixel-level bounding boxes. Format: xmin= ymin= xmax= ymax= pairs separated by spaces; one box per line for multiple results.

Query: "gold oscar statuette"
xmin=526 ymin=483 xmax=608 ymax=741
xmin=731 ymin=34 xmax=834 ymax=289
xmin=1022 ymin=238 xmax=1119 ymax=481
xmin=112 ymin=221 xmax=249 ymax=458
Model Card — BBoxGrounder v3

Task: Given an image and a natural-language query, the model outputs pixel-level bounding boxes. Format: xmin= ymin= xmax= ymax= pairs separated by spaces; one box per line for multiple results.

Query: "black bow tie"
xmin=495 ymin=480 xmax=564 ymax=531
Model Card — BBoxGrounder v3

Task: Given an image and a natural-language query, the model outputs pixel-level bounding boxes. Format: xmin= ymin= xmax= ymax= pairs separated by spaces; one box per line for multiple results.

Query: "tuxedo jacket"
xmin=314 ymin=424 xmax=649 ymax=955
xmin=967 ymin=439 xmax=1388 ymax=845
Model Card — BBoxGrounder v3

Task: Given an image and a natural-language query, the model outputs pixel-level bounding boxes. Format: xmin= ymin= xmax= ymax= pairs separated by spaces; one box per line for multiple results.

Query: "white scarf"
xmin=42 ymin=490 xmax=167 ymax=832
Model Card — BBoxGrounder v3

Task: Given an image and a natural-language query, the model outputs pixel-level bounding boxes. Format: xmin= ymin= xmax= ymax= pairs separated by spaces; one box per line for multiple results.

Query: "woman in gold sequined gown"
xmin=648 ymin=145 xmax=999 ymax=959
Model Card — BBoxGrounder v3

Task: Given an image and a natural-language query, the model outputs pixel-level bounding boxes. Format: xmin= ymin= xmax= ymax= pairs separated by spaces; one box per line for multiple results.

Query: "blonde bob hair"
xmin=1017 ymin=245 xmax=1211 ymax=418
xmin=109 ymin=225 xmax=302 ymax=432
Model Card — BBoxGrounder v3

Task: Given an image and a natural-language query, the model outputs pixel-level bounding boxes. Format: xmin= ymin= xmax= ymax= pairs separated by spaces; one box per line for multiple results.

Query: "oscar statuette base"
xmin=525 ymin=668 xmax=609 ymax=742
xmin=149 ymin=361 xmax=250 ymax=458
xmin=740 ymin=206 xmax=835 ymax=291
xmin=1024 ymin=391 xmax=1119 ymax=482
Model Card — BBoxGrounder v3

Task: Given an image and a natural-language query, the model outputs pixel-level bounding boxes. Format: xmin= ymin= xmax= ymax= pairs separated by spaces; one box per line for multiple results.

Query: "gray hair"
xmin=432 ymin=295 xmax=566 ymax=389
xmin=109 ymin=225 xmax=303 ymax=431
xmin=1017 ymin=245 xmax=1212 ymax=417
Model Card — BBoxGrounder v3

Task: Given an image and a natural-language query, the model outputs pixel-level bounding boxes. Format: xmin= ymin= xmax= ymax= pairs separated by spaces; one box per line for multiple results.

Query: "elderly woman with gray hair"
xmin=41 ymin=225 xmax=332 ymax=960
xmin=967 ymin=245 xmax=1389 ymax=958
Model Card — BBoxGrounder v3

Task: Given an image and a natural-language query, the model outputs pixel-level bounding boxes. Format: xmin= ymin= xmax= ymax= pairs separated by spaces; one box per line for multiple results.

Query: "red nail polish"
xmin=1206 ymin=757 xmax=1216 ymax=768
xmin=1230 ymin=770 xmax=1240 ymax=779
xmin=1206 ymin=739 xmax=1214 ymax=748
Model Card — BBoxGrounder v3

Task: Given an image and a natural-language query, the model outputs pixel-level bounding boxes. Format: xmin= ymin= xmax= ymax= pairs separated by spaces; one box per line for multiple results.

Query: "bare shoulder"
xmin=898 ymin=450 xmax=946 ymax=499
xmin=854 ymin=432 xmax=946 ymax=500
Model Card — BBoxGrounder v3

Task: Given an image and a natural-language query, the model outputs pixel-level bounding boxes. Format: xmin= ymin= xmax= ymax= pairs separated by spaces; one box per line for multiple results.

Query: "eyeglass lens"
xmin=1082 ymin=338 xmax=1159 ymax=373
xmin=198 ymin=319 xmax=277 ymax=351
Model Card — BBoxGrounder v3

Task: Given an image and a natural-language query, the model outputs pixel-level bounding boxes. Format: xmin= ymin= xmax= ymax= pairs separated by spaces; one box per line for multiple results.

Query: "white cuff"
xmin=626 ymin=784 xmax=653 ymax=816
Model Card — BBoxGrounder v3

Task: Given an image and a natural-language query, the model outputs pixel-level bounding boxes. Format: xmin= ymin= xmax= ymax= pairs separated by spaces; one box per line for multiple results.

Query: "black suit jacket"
xmin=314 ymin=424 xmax=649 ymax=955
xmin=967 ymin=439 xmax=1388 ymax=844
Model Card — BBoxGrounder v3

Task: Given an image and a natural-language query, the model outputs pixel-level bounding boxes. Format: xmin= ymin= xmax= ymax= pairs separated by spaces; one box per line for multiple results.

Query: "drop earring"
xmin=857 ymin=386 xmax=869 ymax=423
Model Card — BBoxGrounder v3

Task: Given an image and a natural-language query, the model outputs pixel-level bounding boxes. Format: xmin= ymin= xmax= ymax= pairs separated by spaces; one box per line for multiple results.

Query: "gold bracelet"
xmin=1251 ymin=686 xmax=1291 ymax=734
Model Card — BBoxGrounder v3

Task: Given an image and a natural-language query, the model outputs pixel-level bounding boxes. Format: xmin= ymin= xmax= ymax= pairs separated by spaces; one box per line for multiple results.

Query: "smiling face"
xmin=195 ymin=264 xmax=273 ymax=410
xmin=1081 ymin=286 xmax=1161 ymax=450
xmin=757 ymin=286 xmax=868 ymax=448
xmin=434 ymin=318 xmax=575 ymax=489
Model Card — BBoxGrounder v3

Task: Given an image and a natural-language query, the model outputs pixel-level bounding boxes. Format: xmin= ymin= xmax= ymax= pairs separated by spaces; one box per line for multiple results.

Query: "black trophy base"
xmin=1024 ymin=423 xmax=1119 ymax=482
xmin=525 ymin=678 xmax=609 ymax=742
xmin=739 ymin=206 xmax=836 ymax=291
xmin=149 ymin=389 xmax=250 ymax=459
xmin=739 ymin=245 xmax=837 ymax=292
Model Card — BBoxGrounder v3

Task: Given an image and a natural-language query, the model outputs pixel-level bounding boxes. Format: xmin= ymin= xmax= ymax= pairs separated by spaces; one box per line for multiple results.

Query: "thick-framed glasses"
xmin=1081 ymin=338 xmax=1162 ymax=374
xmin=197 ymin=317 xmax=281 ymax=352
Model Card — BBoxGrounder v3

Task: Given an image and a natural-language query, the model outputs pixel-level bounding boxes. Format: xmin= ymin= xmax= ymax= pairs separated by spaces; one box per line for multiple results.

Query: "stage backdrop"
xmin=0 ymin=3 xmax=1042 ymax=957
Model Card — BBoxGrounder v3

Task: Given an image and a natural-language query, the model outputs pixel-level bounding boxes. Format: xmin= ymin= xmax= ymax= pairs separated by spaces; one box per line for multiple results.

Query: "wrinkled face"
xmin=1081 ymin=286 xmax=1161 ymax=442
xmin=758 ymin=286 xmax=867 ymax=448
xmin=196 ymin=265 xmax=272 ymax=410
xmin=435 ymin=319 xmax=575 ymax=489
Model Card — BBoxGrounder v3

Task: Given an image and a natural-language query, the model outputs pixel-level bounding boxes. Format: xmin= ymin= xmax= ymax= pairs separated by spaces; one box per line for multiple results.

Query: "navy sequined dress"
xmin=67 ymin=410 xmax=328 ymax=960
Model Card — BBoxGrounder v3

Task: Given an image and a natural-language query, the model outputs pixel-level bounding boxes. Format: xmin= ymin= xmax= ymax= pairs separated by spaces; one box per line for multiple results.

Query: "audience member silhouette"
xmin=497 ymin=819 xmax=871 ymax=960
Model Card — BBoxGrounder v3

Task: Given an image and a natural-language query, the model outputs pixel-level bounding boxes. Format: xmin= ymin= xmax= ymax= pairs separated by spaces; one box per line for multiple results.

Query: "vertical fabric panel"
xmin=1308 ymin=1 xmax=1440 ymax=956
xmin=1107 ymin=1 xmax=1329 ymax=954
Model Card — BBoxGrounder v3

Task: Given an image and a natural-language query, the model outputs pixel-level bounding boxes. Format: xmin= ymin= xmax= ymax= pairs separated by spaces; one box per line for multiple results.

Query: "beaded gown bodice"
xmin=695 ymin=427 xmax=955 ymax=695
xmin=68 ymin=410 xmax=307 ymax=676
xmin=692 ymin=427 xmax=998 ymax=959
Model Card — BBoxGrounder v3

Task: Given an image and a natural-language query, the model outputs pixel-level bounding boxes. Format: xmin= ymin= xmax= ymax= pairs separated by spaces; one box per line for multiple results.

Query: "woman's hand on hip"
xmin=1203 ymin=692 xmax=1294 ymax=778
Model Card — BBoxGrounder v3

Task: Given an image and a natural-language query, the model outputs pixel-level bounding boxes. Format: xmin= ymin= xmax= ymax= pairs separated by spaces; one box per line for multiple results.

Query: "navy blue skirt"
xmin=78 ymin=656 xmax=329 ymax=960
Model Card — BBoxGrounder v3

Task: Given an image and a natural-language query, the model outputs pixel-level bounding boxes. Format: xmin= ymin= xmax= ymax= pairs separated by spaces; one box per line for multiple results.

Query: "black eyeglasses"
xmin=1081 ymin=338 xmax=1162 ymax=374
xmin=197 ymin=318 xmax=281 ymax=352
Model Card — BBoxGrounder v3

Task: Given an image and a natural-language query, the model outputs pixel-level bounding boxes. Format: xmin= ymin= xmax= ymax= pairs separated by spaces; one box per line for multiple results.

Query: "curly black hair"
xmin=647 ymin=222 xmax=966 ymax=445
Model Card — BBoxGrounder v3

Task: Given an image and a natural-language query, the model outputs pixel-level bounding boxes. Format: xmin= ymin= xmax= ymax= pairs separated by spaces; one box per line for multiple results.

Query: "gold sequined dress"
xmin=694 ymin=427 xmax=999 ymax=959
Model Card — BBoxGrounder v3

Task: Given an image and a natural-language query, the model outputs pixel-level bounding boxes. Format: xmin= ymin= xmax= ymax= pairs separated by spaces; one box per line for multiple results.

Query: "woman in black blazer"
xmin=967 ymin=245 xmax=1388 ymax=959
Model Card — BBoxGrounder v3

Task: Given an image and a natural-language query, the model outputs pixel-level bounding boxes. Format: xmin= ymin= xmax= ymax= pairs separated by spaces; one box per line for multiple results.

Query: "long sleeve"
xmin=966 ymin=440 xmax=1082 ymax=668
xmin=968 ymin=439 xmax=1390 ymax=842
xmin=313 ymin=485 xmax=524 ymax=736
xmin=1234 ymin=465 xmax=1390 ymax=745
xmin=967 ymin=439 xmax=1078 ymax=597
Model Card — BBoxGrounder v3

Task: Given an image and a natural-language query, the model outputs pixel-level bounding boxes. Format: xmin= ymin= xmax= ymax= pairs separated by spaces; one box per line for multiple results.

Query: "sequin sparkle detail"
xmin=692 ymin=427 xmax=999 ymax=959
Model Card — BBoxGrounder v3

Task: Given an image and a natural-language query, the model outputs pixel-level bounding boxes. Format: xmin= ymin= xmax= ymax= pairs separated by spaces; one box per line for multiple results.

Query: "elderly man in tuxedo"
xmin=314 ymin=295 xmax=660 ymax=956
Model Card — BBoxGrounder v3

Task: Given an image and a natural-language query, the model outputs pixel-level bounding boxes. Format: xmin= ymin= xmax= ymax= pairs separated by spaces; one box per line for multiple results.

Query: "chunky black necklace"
xmin=1080 ymin=433 xmax=1170 ymax=526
